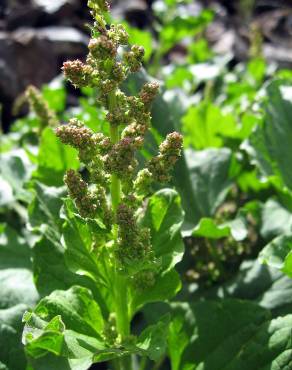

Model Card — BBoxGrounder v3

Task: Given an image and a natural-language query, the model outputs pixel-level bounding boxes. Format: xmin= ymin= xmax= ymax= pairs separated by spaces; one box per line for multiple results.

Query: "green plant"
xmin=21 ymin=1 xmax=183 ymax=369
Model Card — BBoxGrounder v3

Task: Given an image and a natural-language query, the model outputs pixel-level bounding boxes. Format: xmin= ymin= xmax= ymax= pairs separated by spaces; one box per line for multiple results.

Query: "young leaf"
xmin=34 ymin=128 xmax=79 ymax=186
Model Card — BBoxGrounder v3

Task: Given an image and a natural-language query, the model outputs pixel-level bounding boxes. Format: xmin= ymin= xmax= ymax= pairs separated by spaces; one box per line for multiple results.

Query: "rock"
xmin=0 ymin=25 xmax=87 ymax=99
xmin=37 ymin=26 xmax=88 ymax=56
xmin=3 ymin=0 xmax=45 ymax=31
xmin=33 ymin=0 xmax=77 ymax=14
xmin=0 ymin=29 xmax=56 ymax=101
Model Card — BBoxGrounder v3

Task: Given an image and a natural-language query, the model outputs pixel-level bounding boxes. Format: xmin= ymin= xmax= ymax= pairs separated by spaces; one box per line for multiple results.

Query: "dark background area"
xmin=1 ymin=0 xmax=292 ymax=130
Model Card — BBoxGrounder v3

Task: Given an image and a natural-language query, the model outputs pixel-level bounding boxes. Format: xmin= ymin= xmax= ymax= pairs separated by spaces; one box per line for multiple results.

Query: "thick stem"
xmin=110 ymin=125 xmax=121 ymax=214
xmin=108 ymin=91 xmax=132 ymax=370
xmin=109 ymin=91 xmax=121 ymax=213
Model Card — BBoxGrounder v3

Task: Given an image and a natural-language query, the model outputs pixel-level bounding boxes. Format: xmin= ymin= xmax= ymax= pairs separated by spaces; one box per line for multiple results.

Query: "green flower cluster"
xmin=55 ymin=0 xmax=183 ymax=280
xmin=25 ymin=85 xmax=58 ymax=131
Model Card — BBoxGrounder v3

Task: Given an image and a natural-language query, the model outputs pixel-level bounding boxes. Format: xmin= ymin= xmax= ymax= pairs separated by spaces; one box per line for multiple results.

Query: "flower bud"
xmin=104 ymin=137 xmax=138 ymax=179
xmin=108 ymin=24 xmax=129 ymax=45
xmin=132 ymin=270 xmax=156 ymax=291
xmin=62 ymin=60 xmax=93 ymax=88
xmin=148 ymin=132 xmax=183 ymax=183
xmin=55 ymin=119 xmax=94 ymax=150
xmin=64 ymin=170 xmax=97 ymax=218
xmin=112 ymin=62 xmax=126 ymax=83
xmin=134 ymin=168 xmax=153 ymax=196
xmin=124 ymin=45 xmax=145 ymax=72
xmin=88 ymin=36 xmax=117 ymax=59
xmin=139 ymin=82 xmax=160 ymax=106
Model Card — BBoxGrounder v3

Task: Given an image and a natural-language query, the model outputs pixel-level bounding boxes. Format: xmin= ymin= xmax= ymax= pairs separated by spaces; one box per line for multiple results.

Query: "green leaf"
xmin=23 ymin=286 xmax=151 ymax=367
xmin=130 ymin=190 xmax=184 ymax=314
xmin=167 ymin=300 xmax=292 ymax=370
xmin=34 ymin=127 xmax=79 ymax=186
xmin=0 ymin=150 xmax=34 ymax=203
xmin=0 ymin=225 xmax=39 ymax=370
xmin=28 ymin=184 xmax=108 ymax=314
xmin=201 ymin=260 xmax=292 ymax=317
xmin=182 ymin=102 xmax=238 ymax=149
xmin=130 ymin=269 xmax=181 ymax=315
xmin=0 ymin=223 xmax=31 ymax=270
xmin=159 ymin=11 xmax=213 ymax=54
xmin=23 ymin=286 xmax=105 ymax=362
xmin=259 ymin=233 xmax=292 ymax=277
xmin=42 ymin=79 xmax=66 ymax=113
xmin=260 ymin=199 xmax=292 ymax=240
xmin=182 ymin=148 xmax=235 ymax=232
xmin=136 ymin=315 xmax=170 ymax=361
xmin=142 ymin=189 xmax=184 ymax=270
xmin=0 ymin=304 xmax=30 ymax=370
xmin=243 ymin=80 xmax=292 ymax=190
xmin=192 ymin=217 xmax=247 ymax=241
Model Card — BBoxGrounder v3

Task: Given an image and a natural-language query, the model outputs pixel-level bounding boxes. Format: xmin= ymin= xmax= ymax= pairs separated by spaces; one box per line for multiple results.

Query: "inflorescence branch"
xmin=55 ymin=0 xmax=183 ymax=288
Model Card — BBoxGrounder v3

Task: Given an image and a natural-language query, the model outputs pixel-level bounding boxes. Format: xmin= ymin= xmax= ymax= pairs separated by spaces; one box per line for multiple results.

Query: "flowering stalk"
xmin=25 ymin=85 xmax=58 ymax=132
xmin=54 ymin=0 xmax=183 ymax=368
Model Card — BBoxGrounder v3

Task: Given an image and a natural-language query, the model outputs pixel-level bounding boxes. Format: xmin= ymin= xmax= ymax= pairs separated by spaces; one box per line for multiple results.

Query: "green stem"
xmin=109 ymin=91 xmax=121 ymax=214
xmin=110 ymin=125 xmax=121 ymax=214
xmin=114 ymin=274 xmax=130 ymax=336
xmin=108 ymin=91 xmax=132 ymax=370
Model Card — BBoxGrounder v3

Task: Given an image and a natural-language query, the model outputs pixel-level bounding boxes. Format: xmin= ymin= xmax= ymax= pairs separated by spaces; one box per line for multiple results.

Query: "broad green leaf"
xmin=23 ymin=286 xmax=106 ymax=367
xmin=192 ymin=216 xmax=247 ymax=241
xmin=142 ymin=189 xmax=184 ymax=270
xmin=42 ymin=80 xmax=66 ymax=113
xmin=28 ymin=183 xmax=108 ymax=313
xmin=130 ymin=190 xmax=184 ymax=314
xmin=259 ymin=233 xmax=292 ymax=277
xmin=29 ymin=181 xmax=65 ymax=237
xmin=0 ymin=224 xmax=31 ymax=270
xmin=167 ymin=300 xmax=292 ymax=370
xmin=0 ymin=225 xmax=39 ymax=370
xmin=182 ymin=102 xmax=238 ymax=149
xmin=61 ymin=198 xmax=108 ymax=281
xmin=130 ymin=269 xmax=181 ymax=316
xmin=34 ymin=127 xmax=79 ymax=186
xmin=243 ymin=80 xmax=292 ymax=190
xmin=0 ymin=149 xmax=34 ymax=203
xmin=0 ymin=304 xmax=30 ymax=370
xmin=0 ymin=224 xmax=38 ymax=309
xmin=30 ymin=183 xmax=65 ymax=221
xmin=23 ymin=286 xmax=164 ymax=367
xmin=136 ymin=315 xmax=170 ymax=361
xmin=201 ymin=260 xmax=292 ymax=317
xmin=181 ymin=148 xmax=236 ymax=232
xmin=261 ymin=199 xmax=292 ymax=239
